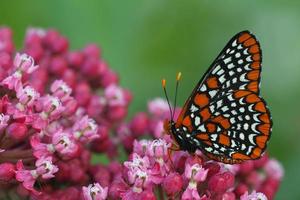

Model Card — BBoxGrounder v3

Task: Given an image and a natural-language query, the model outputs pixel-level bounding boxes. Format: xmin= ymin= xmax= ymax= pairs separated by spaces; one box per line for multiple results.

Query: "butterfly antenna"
xmin=162 ymin=79 xmax=173 ymax=119
xmin=172 ymin=72 xmax=181 ymax=120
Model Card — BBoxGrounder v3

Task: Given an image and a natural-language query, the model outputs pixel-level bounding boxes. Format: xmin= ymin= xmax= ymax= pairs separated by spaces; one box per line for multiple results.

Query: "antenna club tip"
xmin=162 ymin=79 xmax=166 ymax=88
xmin=176 ymin=72 xmax=182 ymax=81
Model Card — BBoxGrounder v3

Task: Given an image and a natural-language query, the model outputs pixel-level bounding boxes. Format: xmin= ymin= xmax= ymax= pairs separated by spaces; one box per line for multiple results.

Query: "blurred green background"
xmin=0 ymin=0 xmax=299 ymax=199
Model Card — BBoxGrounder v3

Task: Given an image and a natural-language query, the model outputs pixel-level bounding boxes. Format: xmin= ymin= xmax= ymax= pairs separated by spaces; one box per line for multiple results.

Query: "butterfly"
xmin=163 ymin=31 xmax=272 ymax=164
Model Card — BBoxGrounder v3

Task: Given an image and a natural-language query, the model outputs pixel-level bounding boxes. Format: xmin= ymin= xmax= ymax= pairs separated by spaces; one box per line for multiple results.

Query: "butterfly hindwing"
xmin=189 ymin=90 xmax=272 ymax=164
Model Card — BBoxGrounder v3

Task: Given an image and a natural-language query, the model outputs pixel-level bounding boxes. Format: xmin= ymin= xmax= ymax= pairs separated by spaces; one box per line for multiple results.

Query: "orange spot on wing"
xmin=175 ymin=105 xmax=188 ymax=128
xmin=246 ymin=94 xmax=260 ymax=103
xmin=206 ymin=77 xmax=219 ymax=89
xmin=200 ymin=108 xmax=211 ymax=121
xmin=256 ymin=135 xmax=268 ymax=148
xmin=232 ymin=152 xmax=251 ymax=160
xmin=238 ymin=33 xmax=251 ymax=43
xmin=182 ymin=116 xmax=191 ymax=127
xmin=206 ymin=123 xmax=216 ymax=133
xmin=194 ymin=93 xmax=209 ymax=108
xmin=244 ymin=38 xmax=256 ymax=47
xmin=259 ymin=113 xmax=271 ymax=124
xmin=258 ymin=124 xmax=271 ymax=135
xmin=252 ymin=54 xmax=261 ymax=61
xmin=247 ymin=81 xmax=258 ymax=93
xmin=249 ymin=44 xmax=260 ymax=54
xmin=234 ymin=90 xmax=251 ymax=98
xmin=219 ymin=134 xmax=230 ymax=146
xmin=196 ymin=133 xmax=209 ymax=140
xmin=251 ymin=62 xmax=261 ymax=70
xmin=212 ymin=116 xmax=231 ymax=129
xmin=255 ymin=102 xmax=266 ymax=112
xmin=203 ymin=140 xmax=212 ymax=146
xmin=247 ymin=70 xmax=260 ymax=81
xmin=251 ymin=147 xmax=262 ymax=159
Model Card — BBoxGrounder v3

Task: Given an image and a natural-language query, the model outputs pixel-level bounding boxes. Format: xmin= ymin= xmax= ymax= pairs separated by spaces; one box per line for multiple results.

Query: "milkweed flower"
xmin=0 ymin=27 xmax=283 ymax=200
xmin=82 ymin=183 xmax=108 ymax=200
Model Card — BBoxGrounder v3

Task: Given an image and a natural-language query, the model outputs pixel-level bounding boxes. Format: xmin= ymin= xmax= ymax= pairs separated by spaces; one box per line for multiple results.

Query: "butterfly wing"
xmin=175 ymin=31 xmax=271 ymax=163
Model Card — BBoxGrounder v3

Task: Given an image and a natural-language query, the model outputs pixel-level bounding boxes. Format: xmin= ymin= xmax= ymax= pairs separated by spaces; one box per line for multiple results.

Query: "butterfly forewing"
xmin=174 ymin=31 xmax=272 ymax=164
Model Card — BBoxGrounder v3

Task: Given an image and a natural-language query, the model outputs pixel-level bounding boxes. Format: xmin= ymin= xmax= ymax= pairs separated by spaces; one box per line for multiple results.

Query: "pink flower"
xmin=82 ymin=183 xmax=108 ymax=200
xmin=0 ymin=113 xmax=9 ymax=131
xmin=15 ymin=160 xmax=39 ymax=194
xmin=133 ymin=139 xmax=150 ymax=156
xmin=30 ymin=136 xmax=55 ymax=158
xmin=16 ymin=85 xmax=40 ymax=108
xmin=52 ymin=130 xmax=78 ymax=158
xmin=6 ymin=122 xmax=28 ymax=140
xmin=0 ymin=163 xmax=15 ymax=181
xmin=146 ymin=139 xmax=169 ymax=163
xmin=73 ymin=115 xmax=99 ymax=142
xmin=185 ymin=163 xmax=208 ymax=183
xmin=148 ymin=98 xmax=170 ymax=118
xmin=104 ymin=84 xmax=127 ymax=106
xmin=124 ymin=153 xmax=150 ymax=171
xmin=14 ymin=53 xmax=39 ymax=74
xmin=1 ymin=71 xmax=22 ymax=90
xmin=35 ymin=156 xmax=58 ymax=179
xmin=162 ymin=172 xmax=183 ymax=196
xmin=208 ymin=171 xmax=235 ymax=194
xmin=38 ymin=95 xmax=65 ymax=120
xmin=182 ymin=163 xmax=209 ymax=200
xmin=264 ymin=159 xmax=284 ymax=180
xmin=240 ymin=191 xmax=268 ymax=200
xmin=182 ymin=187 xmax=202 ymax=200
xmin=50 ymin=80 xmax=72 ymax=102
xmin=0 ymin=27 xmax=14 ymax=53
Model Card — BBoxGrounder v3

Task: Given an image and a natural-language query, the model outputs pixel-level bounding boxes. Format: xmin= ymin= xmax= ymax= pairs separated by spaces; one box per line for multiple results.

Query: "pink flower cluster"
xmin=0 ymin=27 xmax=283 ymax=200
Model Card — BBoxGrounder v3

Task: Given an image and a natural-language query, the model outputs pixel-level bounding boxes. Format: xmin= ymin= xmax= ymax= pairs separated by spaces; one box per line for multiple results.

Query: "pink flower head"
xmin=240 ymin=191 xmax=268 ymax=200
xmin=162 ymin=172 xmax=183 ymax=196
xmin=133 ymin=139 xmax=150 ymax=156
xmin=185 ymin=163 xmax=208 ymax=183
xmin=147 ymin=139 xmax=169 ymax=164
xmin=264 ymin=159 xmax=284 ymax=180
xmin=16 ymin=85 xmax=40 ymax=108
xmin=182 ymin=187 xmax=203 ymax=200
xmin=35 ymin=156 xmax=58 ymax=179
xmin=148 ymin=98 xmax=170 ymax=118
xmin=39 ymin=95 xmax=65 ymax=120
xmin=0 ymin=113 xmax=9 ymax=131
xmin=30 ymin=136 xmax=55 ymax=158
xmin=52 ymin=130 xmax=78 ymax=158
xmin=0 ymin=27 xmax=14 ymax=53
xmin=73 ymin=115 xmax=99 ymax=142
xmin=50 ymin=80 xmax=72 ymax=102
xmin=0 ymin=163 xmax=15 ymax=182
xmin=82 ymin=183 xmax=108 ymax=200
xmin=124 ymin=153 xmax=150 ymax=171
xmin=15 ymin=160 xmax=39 ymax=194
xmin=14 ymin=53 xmax=39 ymax=74
xmin=182 ymin=164 xmax=209 ymax=200
xmin=1 ymin=71 xmax=22 ymax=90
xmin=104 ymin=84 xmax=127 ymax=106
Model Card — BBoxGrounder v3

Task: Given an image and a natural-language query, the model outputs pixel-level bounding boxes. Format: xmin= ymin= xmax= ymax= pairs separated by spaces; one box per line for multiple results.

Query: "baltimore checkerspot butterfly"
xmin=163 ymin=31 xmax=272 ymax=164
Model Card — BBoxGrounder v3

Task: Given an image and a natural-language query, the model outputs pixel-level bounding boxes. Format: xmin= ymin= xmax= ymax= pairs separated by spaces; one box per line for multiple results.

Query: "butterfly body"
xmin=164 ymin=31 xmax=272 ymax=164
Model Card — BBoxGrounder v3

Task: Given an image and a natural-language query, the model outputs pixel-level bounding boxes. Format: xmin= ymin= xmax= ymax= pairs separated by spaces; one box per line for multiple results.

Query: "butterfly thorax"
xmin=164 ymin=120 xmax=198 ymax=153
